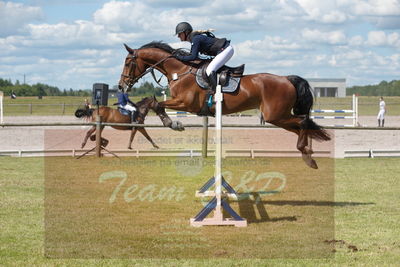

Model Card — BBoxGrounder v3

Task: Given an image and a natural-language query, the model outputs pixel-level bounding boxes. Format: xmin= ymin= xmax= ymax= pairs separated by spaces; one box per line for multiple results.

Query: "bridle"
xmin=120 ymin=50 xmax=173 ymax=89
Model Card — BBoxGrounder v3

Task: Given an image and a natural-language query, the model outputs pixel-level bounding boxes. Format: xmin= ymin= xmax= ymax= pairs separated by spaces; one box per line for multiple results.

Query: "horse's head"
xmin=119 ymin=42 xmax=184 ymax=92
xmin=142 ymin=95 xmax=162 ymax=113
xmin=133 ymin=95 xmax=172 ymax=127
xmin=118 ymin=44 xmax=146 ymax=92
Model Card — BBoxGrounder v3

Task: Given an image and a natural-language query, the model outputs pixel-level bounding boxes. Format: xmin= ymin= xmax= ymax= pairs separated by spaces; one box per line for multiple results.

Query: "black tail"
xmin=287 ymin=75 xmax=314 ymax=116
xmin=287 ymin=75 xmax=331 ymax=141
xmin=75 ymin=108 xmax=93 ymax=119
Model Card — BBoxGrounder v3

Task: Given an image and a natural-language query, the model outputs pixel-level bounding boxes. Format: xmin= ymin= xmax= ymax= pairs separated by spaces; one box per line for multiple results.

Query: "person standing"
xmin=84 ymin=98 xmax=92 ymax=109
xmin=377 ymin=97 xmax=386 ymax=127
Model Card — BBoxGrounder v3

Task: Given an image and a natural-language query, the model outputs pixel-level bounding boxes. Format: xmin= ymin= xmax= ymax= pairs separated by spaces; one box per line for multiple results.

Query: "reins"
xmin=121 ymin=51 xmax=174 ymax=87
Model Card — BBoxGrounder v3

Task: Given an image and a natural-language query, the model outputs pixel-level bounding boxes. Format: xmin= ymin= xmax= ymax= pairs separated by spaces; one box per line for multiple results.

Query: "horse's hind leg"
xmin=128 ymin=128 xmax=138 ymax=150
xmin=81 ymin=126 xmax=96 ymax=148
xmin=268 ymin=116 xmax=318 ymax=169
xmin=138 ymin=128 xmax=160 ymax=149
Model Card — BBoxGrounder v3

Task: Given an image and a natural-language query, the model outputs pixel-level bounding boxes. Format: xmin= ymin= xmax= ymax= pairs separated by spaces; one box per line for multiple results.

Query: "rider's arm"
xmin=125 ymin=94 xmax=136 ymax=106
xmin=176 ymin=35 xmax=201 ymax=61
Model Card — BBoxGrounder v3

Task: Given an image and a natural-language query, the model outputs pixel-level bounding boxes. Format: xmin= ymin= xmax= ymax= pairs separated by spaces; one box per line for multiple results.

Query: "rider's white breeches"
xmin=377 ymin=110 xmax=385 ymax=120
xmin=206 ymin=45 xmax=234 ymax=76
xmin=121 ymin=104 xmax=136 ymax=112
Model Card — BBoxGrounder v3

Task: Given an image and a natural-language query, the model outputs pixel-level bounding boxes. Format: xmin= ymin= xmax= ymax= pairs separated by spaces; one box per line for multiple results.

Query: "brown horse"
xmin=75 ymin=96 xmax=182 ymax=150
xmin=118 ymin=42 xmax=331 ymax=169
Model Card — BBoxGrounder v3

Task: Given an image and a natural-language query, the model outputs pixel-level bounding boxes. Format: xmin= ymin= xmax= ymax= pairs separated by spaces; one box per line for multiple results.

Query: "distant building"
xmin=307 ymin=78 xmax=346 ymax=97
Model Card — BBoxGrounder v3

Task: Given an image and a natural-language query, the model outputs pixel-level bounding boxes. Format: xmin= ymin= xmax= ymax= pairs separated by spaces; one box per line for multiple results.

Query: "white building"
xmin=307 ymin=78 xmax=346 ymax=97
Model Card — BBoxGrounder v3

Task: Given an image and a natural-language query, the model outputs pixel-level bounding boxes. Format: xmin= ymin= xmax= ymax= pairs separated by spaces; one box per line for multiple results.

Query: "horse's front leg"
xmin=158 ymin=98 xmax=186 ymax=110
xmin=81 ymin=126 xmax=96 ymax=148
xmin=128 ymin=128 xmax=138 ymax=150
xmin=158 ymin=98 xmax=187 ymax=131
xmin=138 ymin=128 xmax=159 ymax=149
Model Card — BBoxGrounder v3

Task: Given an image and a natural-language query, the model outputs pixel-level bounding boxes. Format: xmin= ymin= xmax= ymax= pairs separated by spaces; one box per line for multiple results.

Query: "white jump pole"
xmin=352 ymin=94 xmax=356 ymax=127
xmin=352 ymin=94 xmax=360 ymax=127
xmin=214 ymin=81 xmax=223 ymax=221
xmin=355 ymin=95 xmax=359 ymax=126
xmin=190 ymin=79 xmax=247 ymax=227
xmin=0 ymin=91 xmax=3 ymax=124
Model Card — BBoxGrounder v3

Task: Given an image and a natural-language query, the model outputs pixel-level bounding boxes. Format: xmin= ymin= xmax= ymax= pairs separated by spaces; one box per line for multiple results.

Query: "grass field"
xmin=2 ymin=96 xmax=400 ymax=116
xmin=0 ymin=156 xmax=399 ymax=266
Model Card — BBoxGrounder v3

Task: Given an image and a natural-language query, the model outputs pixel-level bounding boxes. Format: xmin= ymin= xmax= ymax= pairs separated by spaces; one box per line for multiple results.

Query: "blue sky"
xmin=1 ymin=0 xmax=399 ymax=89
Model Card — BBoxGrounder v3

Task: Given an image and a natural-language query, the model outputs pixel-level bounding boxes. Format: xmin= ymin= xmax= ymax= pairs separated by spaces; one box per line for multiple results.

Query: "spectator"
xmin=377 ymin=97 xmax=386 ymax=127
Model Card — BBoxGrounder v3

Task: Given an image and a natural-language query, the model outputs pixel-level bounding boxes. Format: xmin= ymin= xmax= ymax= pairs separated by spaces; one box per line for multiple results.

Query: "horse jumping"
xmin=118 ymin=42 xmax=331 ymax=169
xmin=75 ymin=96 xmax=182 ymax=150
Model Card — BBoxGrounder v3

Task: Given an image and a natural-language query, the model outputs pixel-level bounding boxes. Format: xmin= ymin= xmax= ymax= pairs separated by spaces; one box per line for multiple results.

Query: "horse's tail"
xmin=75 ymin=108 xmax=93 ymax=119
xmin=287 ymin=75 xmax=331 ymax=141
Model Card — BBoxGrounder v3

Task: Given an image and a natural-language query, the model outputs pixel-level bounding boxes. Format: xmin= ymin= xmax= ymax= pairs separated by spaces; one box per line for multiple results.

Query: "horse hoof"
xmin=302 ymin=154 xmax=318 ymax=169
xmin=171 ymin=121 xmax=185 ymax=131
xmin=309 ymin=159 xmax=318 ymax=169
xmin=101 ymin=138 xmax=109 ymax=147
xmin=154 ymin=145 xmax=160 ymax=149
xmin=178 ymin=122 xmax=185 ymax=131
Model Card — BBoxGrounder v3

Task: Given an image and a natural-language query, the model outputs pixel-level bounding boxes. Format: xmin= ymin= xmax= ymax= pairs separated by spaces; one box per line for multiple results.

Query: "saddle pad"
xmin=118 ymin=107 xmax=131 ymax=116
xmin=195 ymin=68 xmax=241 ymax=93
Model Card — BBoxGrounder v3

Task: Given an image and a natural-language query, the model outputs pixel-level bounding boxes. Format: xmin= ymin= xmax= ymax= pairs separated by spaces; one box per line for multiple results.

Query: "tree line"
xmin=0 ymin=78 xmax=91 ymax=97
xmin=0 ymin=78 xmax=166 ymax=97
xmin=2 ymin=77 xmax=399 ymax=97
xmin=347 ymin=80 xmax=400 ymax=96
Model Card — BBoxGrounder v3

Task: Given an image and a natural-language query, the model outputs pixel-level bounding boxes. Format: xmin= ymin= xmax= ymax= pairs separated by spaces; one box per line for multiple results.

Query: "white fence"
xmin=0 ymin=148 xmax=334 ymax=158
xmin=344 ymin=149 xmax=400 ymax=158
xmin=311 ymin=94 xmax=359 ymax=127
xmin=0 ymin=91 xmax=3 ymax=123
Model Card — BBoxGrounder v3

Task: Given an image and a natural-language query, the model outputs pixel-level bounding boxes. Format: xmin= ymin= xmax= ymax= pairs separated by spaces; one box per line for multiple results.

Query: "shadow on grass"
xmin=231 ymin=193 xmax=375 ymax=224
xmin=261 ymin=200 xmax=376 ymax=207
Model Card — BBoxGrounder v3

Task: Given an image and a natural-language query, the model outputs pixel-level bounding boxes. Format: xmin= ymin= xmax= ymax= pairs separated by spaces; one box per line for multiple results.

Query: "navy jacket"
xmin=176 ymin=34 xmax=227 ymax=61
xmin=117 ymin=92 xmax=134 ymax=106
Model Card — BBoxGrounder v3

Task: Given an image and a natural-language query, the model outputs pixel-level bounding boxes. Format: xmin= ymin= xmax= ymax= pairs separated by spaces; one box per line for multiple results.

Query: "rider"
xmin=84 ymin=98 xmax=92 ymax=109
xmin=174 ymin=22 xmax=234 ymax=105
xmin=117 ymin=88 xmax=138 ymax=123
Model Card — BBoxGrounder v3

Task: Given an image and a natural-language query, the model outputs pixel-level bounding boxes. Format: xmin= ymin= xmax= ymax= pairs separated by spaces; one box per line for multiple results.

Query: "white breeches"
xmin=377 ymin=110 xmax=385 ymax=120
xmin=206 ymin=45 xmax=234 ymax=76
xmin=121 ymin=104 xmax=136 ymax=113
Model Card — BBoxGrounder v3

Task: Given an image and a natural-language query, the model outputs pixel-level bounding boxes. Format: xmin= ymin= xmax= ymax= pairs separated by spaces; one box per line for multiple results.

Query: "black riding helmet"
xmin=175 ymin=22 xmax=193 ymax=35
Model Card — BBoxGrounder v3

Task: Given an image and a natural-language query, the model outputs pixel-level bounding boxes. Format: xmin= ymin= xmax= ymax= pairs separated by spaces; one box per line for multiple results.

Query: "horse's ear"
xmin=124 ymin=43 xmax=134 ymax=54
xmin=153 ymin=94 xmax=157 ymax=101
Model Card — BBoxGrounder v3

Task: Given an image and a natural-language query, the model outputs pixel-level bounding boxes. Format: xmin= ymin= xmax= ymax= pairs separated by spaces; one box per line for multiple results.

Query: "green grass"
xmin=314 ymin=96 xmax=400 ymax=116
xmin=2 ymin=96 xmax=146 ymax=116
xmin=3 ymin=96 xmax=400 ymax=116
xmin=0 ymin=156 xmax=399 ymax=266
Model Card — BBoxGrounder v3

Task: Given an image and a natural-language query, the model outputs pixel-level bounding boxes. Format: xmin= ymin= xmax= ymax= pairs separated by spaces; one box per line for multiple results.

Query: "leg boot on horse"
xmin=197 ymin=71 xmax=218 ymax=116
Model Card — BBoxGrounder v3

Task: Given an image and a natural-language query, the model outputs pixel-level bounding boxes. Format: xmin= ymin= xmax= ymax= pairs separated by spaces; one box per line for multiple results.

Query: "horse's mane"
xmin=136 ymin=96 xmax=156 ymax=107
xmin=136 ymin=96 xmax=152 ymax=107
xmin=139 ymin=41 xmax=190 ymax=57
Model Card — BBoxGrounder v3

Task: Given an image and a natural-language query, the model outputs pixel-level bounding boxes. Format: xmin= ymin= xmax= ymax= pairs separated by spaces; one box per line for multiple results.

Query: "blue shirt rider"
xmin=117 ymin=90 xmax=138 ymax=122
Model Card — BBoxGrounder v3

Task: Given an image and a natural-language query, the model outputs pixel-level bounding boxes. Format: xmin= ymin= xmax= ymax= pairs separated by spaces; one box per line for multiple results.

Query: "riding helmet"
xmin=175 ymin=22 xmax=193 ymax=35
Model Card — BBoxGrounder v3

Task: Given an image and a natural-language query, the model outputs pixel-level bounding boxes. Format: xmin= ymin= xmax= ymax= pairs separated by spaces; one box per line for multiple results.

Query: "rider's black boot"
xmin=131 ymin=111 xmax=138 ymax=123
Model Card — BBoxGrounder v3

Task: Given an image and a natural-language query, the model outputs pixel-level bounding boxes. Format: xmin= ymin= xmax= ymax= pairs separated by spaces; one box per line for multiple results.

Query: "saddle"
xmin=117 ymin=107 xmax=131 ymax=116
xmin=113 ymin=103 xmax=132 ymax=116
xmin=196 ymin=62 xmax=245 ymax=93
